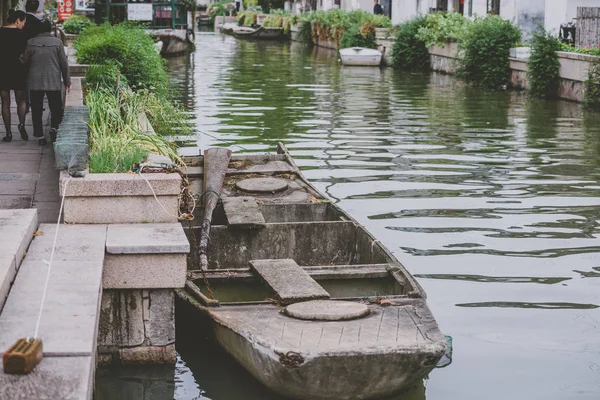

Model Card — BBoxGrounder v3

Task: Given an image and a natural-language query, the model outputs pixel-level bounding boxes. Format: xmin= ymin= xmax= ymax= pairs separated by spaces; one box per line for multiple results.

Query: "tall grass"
xmin=87 ymin=88 xmax=180 ymax=173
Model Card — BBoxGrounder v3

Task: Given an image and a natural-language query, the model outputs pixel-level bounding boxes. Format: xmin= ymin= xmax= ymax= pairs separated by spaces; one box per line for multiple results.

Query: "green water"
xmin=96 ymin=31 xmax=600 ymax=400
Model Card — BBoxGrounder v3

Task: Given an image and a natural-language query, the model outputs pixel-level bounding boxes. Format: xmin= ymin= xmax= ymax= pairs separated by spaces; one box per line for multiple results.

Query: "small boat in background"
xmin=152 ymin=29 xmax=192 ymax=56
xmin=339 ymin=47 xmax=383 ymax=66
xmin=231 ymin=25 xmax=288 ymax=40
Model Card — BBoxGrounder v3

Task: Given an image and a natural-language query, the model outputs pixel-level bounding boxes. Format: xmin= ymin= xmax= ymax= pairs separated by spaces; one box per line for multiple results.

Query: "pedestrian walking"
xmin=0 ymin=10 xmax=29 ymax=143
xmin=23 ymin=19 xmax=71 ymax=146
xmin=23 ymin=0 xmax=43 ymax=40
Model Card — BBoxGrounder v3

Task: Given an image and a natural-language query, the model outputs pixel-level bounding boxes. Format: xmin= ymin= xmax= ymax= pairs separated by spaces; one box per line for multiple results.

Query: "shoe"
xmin=38 ymin=137 xmax=47 ymax=146
xmin=49 ymin=128 xmax=57 ymax=143
xmin=18 ymin=124 xmax=28 ymax=141
xmin=2 ymin=133 xmax=12 ymax=142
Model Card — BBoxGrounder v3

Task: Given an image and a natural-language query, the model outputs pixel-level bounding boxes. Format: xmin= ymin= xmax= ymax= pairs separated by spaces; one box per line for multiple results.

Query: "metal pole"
xmin=171 ymin=0 xmax=175 ymax=28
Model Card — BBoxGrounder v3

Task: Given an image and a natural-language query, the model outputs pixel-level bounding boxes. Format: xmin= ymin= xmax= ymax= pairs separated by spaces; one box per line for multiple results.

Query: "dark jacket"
xmin=24 ymin=32 xmax=71 ymax=91
xmin=373 ymin=4 xmax=383 ymax=15
xmin=23 ymin=13 xmax=43 ymax=40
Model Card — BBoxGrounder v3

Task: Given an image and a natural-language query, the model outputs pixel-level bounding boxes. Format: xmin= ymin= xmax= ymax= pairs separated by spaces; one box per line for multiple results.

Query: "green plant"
xmin=457 ymin=15 xmax=521 ymax=89
xmin=297 ymin=20 xmax=312 ymax=43
xmin=585 ymin=62 xmax=600 ymax=109
xmin=75 ymin=23 xmax=168 ymax=95
xmin=63 ymin=15 xmax=94 ymax=34
xmin=300 ymin=9 xmax=390 ymax=47
xmin=390 ymin=17 xmax=429 ymax=71
xmin=560 ymin=43 xmax=600 ymax=57
xmin=528 ymin=28 xmax=561 ymax=98
xmin=87 ymin=88 xmax=179 ymax=173
xmin=84 ymin=61 xmax=128 ymax=93
xmin=208 ymin=0 xmax=231 ymax=25
xmin=415 ymin=12 xmax=469 ymax=47
xmin=340 ymin=22 xmax=376 ymax=49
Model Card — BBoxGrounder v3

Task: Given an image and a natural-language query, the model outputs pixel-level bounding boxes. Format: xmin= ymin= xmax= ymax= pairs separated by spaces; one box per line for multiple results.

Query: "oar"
xmin=198 ymin=147 xmax=232 ymax=270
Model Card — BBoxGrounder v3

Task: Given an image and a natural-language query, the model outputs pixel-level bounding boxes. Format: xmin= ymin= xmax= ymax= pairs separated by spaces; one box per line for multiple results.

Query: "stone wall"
xmin=426 ymin=40 xmax=600 ymax=102
xmin=98 ymin=289 xmax=176 ymax=365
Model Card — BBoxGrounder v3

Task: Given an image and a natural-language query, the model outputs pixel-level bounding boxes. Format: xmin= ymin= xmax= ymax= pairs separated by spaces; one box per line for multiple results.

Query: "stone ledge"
xmin=60 ymin=170 xmax=182 ymax=197
xmin=106 ymin=223 xmax=190 ymax=254
xmin=0 ymin=209 xmax=38 ymax=312
xmin=63 ymin=195 xmax=179 ymax=224
xmin=103 ymin=254 xmax=187 ymax=289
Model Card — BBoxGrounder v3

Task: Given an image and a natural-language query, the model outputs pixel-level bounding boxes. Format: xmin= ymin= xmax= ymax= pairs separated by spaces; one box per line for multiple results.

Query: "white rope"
xmin=137 ymin=169 xmax=182 ymax=220
xmin=33 ymin=177 xmax=72 ymax=339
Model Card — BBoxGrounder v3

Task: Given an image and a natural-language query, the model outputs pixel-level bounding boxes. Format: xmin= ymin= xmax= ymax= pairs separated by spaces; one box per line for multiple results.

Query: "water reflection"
xmin=159 ymin=32 xmax=600 ymax=399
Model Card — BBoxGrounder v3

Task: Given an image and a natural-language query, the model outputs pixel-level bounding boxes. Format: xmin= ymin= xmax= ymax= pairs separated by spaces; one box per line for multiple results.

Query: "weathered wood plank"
xmin=249 ymin=259 xmax=330 ymax=304
xmin=222 ymin=197 xmax=266 ymax=228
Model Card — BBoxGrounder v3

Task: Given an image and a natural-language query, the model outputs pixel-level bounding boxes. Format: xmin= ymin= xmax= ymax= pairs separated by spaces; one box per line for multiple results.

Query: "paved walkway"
xmin=0 ymin=77 xmax=83 ymax=223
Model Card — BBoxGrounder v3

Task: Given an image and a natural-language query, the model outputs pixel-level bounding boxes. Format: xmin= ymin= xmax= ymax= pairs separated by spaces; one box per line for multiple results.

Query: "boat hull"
xmin=339 ymin=47 xmax=382 ymax=66
xmin=205 ymin=302 xmax=445 ymax=400
xmin=232 ymin=26 xmax=288 ymax=40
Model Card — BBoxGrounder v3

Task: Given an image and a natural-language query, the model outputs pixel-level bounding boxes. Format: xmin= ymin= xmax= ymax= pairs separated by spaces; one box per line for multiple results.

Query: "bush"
xmin=457 ymin=15 xmax=521 ymax=89
xmin=63 ymin=15 xmax=93 ymax=34
xmin=75 ymin=24 xmax=168 ymax=94
xmin=528 ymin=28 xmax=561 ymax=98
xmin=300 ymin=9 xmax=391 ymax=47
xmin=84 ymin=61 xmax=128 ymax=93
xmin=339 ymin=22 xmax=376 ymax=49
xmin=415 ymin=12 xmax=469 ymax=47
xmin=585 ymin=62 xmax=600 ymax=109
xmin=391 ymin=17 xmax=429 ymax=71
xmin=297 ymin=20 xmax=312 ymax=43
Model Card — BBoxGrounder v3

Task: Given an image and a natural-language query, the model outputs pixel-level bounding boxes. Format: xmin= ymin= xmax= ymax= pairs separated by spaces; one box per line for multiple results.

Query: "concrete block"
xmin=146 ymin=290 xmax=175 ymax=346
xmin=222 ymin=197 xmax=266 ymax=228
xmin=0 ymin=356 xmax=94 ymax=400
xmin=98 ymin=290 xmax=145 ymax=348
xmin=64 ymin=195 xmax=180 ymax=224
xmin=103 ymin=254 xmax=187 ymax=289
xmin=0 ymin=255 xmax=16 ymax=312
xmin=60 ymin=170 xmax=182 ymax=197
xmin=106 ymin=224 xmax=190 ymax=254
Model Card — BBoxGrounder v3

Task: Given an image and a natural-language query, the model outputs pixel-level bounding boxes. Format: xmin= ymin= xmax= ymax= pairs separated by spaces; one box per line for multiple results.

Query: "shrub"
xmin=339 ymin=22 xmax=376 ymax=49
xmin=62 ymin=15 xmax=93 ymax=34
xmin=528 ymin=28 xmax=561 ymax=98
xmin=585 ymin=62 xmax=600 ymax=109
xmin=415 ymin=12 xmax=469 ymax=47
xmin=457 ymin=15 xmax=521 ymax=89
xmin=208 ymin=0 xmax=231 ymax=25
xmin=300 ymin=9 xmax=390 ymax=47
xmin=84 ymin=61 xmax=128 ymax=93
xmin=297 ymin=20 xmax=312 ymax=43
xmin=75 ymin=24 xmax=168 ymax=95
xmin=391 ymin=17 xmax=429 ymax=71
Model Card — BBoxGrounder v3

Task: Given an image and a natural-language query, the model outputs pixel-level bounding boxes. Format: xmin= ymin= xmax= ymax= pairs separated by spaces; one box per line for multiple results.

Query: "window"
xmin=487 ymin=0 xmax=500 ymax=15
xmin=436 ymin=0 xmax=448 ymax=11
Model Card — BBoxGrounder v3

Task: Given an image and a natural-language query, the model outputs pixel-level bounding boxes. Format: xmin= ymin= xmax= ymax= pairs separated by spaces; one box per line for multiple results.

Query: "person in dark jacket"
xmin=23 ymin=19 xmax=71 ymax=145
xmin=23 ymin=0 xmax=43 ymax=40
xmin=373 ymin=0 xmax=383 ymax=15
xmin=0 ymin=10 xmax=28 ymax=142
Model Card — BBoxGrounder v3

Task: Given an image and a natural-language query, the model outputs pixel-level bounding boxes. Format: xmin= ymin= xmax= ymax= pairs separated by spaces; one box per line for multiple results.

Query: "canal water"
xmin=96 ymin=31 xmax=600 ymax=399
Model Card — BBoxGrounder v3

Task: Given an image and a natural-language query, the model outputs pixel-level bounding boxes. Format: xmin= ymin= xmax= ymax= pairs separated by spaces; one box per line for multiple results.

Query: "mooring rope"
xmin=33 ymin=176 xmax=72 ymax=339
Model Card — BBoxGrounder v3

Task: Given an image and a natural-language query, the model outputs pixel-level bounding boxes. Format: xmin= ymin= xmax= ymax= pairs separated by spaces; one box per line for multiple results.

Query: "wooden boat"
xmin=152 ymin=29 xmax=191 ymax=56
xmin=231 ymin=25 xmax=288 ymax=40
xmin=339 ymin=47 xmax=383 ymax=66
xmin=177 ymin=143 xmax=446 ymax=400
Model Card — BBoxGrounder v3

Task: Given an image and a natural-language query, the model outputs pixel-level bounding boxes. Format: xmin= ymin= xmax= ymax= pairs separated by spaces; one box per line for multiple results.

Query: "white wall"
xmin=390 ymin=0 xmax=435 ymax=24
xmin=544 ymin=0 xmax=599 ymax=33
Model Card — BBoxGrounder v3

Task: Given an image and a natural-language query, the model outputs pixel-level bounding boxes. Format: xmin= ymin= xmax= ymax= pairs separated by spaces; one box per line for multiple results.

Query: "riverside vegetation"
xmin=75 ymin=24 xmax=191 ymax=173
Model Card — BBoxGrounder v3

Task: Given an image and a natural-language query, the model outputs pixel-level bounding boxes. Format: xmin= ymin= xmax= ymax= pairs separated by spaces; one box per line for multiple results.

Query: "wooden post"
xmin=576 ymin=7 xmax=600 ymax=49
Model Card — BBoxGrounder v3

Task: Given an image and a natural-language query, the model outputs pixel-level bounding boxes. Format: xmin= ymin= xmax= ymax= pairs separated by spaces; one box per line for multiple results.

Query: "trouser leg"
xmin=30 ymin=91 xmax=45 ymax=137
xmin=46 ymin=91 xmax=63 ymax=130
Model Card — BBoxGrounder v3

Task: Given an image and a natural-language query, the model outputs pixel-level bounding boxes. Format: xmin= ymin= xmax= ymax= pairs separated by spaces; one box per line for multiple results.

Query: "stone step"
xmin=0 ymin=223 xmax=107 ymax=400
xmin=0 ymin=209 xmax=38 ymax=312
xmin=103 ymin=223 xmax=190 ymax=289
xmin=249 ymin=259 xmax=330 ymax=305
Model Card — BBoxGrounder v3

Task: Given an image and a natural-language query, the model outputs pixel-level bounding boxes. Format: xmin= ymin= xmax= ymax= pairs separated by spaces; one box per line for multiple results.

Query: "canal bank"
xmin=157 ymin=32 xmax=600 ymax=400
